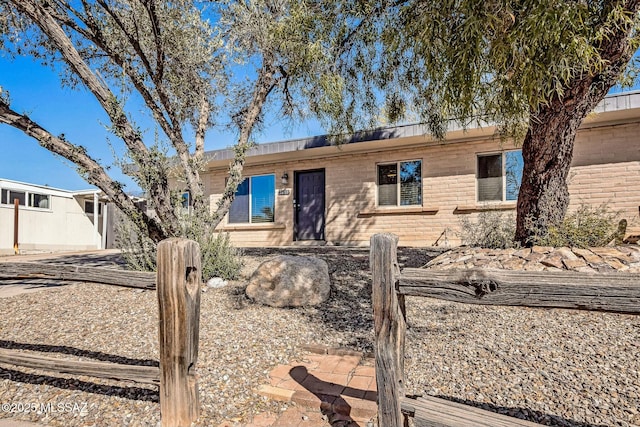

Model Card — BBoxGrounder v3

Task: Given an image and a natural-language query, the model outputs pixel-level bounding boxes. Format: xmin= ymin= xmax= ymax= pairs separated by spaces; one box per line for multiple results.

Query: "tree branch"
xmin=195 ymin=95 xmax=209 ymax=161
xmin=10 ymin=0 xmax=180 ymax=234
xmin=85 ymin=0 xmax=204 ymax=208
xmin=0 ymin=99 xmax=167 ymax=242
xmin=211 ymin=56 xmax=280 ymax=228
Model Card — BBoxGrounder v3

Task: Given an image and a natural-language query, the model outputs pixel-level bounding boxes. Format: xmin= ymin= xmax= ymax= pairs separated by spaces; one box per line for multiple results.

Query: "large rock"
xmin=246 ymin=255 xmax=330 ymax=307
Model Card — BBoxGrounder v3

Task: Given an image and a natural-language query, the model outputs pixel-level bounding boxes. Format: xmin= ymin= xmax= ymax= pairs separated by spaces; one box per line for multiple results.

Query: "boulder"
xmin=246 ymin=255 xmax=330 ymax=307
xmin=206 ymin=277 xmax=228 ymax=289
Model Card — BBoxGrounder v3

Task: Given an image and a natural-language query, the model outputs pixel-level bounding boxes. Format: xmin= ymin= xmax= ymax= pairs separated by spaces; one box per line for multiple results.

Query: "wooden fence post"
xmin=13 ymin=198 xmax=19 ymax=254
xmin=157 ymin=238 xmax=201 ymax=427
xmin=370 ymin=233 xmax=406 ymax=427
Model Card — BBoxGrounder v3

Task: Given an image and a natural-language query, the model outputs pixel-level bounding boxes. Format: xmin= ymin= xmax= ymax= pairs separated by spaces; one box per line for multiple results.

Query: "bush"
xmin=114 ymin=211 xmax=157 ymax=272
xmin=459 ymin=211 xmax=517 ymax=249
xmin=529 ymin=203 xmax=620 ymax=248
xmin=114 ymin=209 xmax=243 ymax=281
xmin=199 ymin=232 xmax=243 ymax=281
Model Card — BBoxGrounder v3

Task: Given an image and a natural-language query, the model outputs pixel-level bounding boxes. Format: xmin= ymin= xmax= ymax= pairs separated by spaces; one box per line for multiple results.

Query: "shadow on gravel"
xmin=34 ymin=253 xmax=127 ymax=269
xmin=0 ymin=340 xmax=158 ymax=367
xmin=0 ymin=279 xmax=68 ymax=290
xmin=237 ymin=246 xmax=441 ymax=352
xmin=0 ymin=367 xmax=158 ymax=402
xmin=435 ymin=395 xmax=609 ymax=427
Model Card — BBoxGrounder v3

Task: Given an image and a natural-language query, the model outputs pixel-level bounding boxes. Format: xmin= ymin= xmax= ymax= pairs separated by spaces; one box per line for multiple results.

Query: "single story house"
xmin=202 ymin=91 xmax=640 ymax=247
xmin=0 ymin=179 xmax=110 ymax=254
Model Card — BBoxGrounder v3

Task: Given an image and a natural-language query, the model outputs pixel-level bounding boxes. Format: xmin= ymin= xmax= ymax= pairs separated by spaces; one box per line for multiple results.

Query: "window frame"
xmin=1 ymin=188 xmax=51 ymax=210
xmin=228 ymin=173 xmax=276 ymax=224
xmin=476 ymin=150 xmax=523 ymax=203
xmin=84 ymin=200 xmax=103 ymax=216
xmin=29 ymin=192 xmax=50 ymax=209
xmin=376 ymin=159 xmax=423 ymax=207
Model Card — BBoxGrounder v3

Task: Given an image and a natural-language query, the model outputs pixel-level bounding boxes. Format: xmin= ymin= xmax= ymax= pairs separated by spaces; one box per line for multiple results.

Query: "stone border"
xmin=425 ymin=245 xmax=640 ymax=273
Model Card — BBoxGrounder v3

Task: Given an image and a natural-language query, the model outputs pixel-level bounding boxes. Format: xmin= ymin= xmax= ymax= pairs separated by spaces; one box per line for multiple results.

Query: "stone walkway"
xmin=219 ymin=346 xmax=378 ymax=427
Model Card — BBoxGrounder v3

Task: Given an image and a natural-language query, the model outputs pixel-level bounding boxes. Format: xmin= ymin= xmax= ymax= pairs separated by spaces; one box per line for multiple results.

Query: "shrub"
xmin=459 ymin=211 xmax=517 ymax=249
xmin=199 ymin=232 xmax=243 ymax=281
xmin=114 ymin=209 xmax=243 ymax=281
xmin=115 ymin=211 xmax=157 ymax=272
xmin=529 ymin=203 xmax=620 ymax=248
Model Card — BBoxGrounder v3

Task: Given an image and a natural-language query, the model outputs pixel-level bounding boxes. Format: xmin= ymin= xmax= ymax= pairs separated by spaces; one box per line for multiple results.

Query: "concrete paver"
xmin=252 ymin=346 xmax=378 ymax=427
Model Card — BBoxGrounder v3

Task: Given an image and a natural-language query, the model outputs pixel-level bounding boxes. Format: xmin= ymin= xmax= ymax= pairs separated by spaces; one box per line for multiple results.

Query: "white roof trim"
xmin=0 ymin=178 xmax=98 ymax=199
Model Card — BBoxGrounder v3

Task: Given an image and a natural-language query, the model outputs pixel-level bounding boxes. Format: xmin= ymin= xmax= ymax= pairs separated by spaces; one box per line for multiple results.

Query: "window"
xmin=377 ymin=160 xmax=422 ymax=206
xmin=84 ymin=200 xmax=103 ymax=215
xmin=181 ymin=191 xmax=191 ymax=209
xmin=477 ymin=151 xmax=523 ymax=202
xmin=29 ymin=193 xmax=50 ymax=209
xmin=1 ymin=189 xmax=50 ymax=209
xmin=1 ymin=189 xmax=26 ymax=206
xmin=229 ymin=174 xmax=275 ymax=224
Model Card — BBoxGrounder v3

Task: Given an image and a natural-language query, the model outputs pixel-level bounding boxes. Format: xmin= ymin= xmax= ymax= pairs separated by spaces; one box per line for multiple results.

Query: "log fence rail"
xmin=0 ymin=238 xmax=200 ymax=427
xmin=370 ymin=233 xmax=640 ymax=427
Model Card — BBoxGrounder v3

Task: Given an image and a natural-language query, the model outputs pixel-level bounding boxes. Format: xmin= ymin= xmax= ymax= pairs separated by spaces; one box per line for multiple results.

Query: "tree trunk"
xmin=515 ymin=107 xmax=578 ymax=245
xmin=515 ymin=0 xmax=640 ymax=245
xmin=515 ymin=80 xmax=614 ymax=245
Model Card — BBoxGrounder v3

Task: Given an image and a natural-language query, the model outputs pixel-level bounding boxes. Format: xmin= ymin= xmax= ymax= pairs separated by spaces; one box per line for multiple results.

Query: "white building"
xmin=0 ymin=178 xmax=109 ymax=254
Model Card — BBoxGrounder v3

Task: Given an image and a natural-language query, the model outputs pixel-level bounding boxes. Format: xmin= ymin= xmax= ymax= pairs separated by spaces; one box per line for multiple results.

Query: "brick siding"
xmin=205 ymin=121 xmax=640 ymax=247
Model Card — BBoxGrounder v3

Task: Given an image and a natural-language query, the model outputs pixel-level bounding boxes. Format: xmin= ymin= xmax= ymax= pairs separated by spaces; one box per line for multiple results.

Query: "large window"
xmin=229 ymin=174 xmax=275 ymax=223
xmin=1 ymin=189 xmax=50 ymax=209
xmin=378 ymin=160 xmax=422 ymax=206
xmin=477 ymin=151 xmax=523 ymax=202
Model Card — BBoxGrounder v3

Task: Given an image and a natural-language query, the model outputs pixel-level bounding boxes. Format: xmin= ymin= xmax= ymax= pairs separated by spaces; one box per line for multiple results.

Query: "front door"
xmin=294 ymin=169 xmax=325 ymax=240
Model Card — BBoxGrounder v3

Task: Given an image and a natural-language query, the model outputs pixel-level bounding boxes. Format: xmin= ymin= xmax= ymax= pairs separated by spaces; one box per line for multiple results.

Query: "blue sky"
xmin=0 ymin=56 xmax=324 ymax=192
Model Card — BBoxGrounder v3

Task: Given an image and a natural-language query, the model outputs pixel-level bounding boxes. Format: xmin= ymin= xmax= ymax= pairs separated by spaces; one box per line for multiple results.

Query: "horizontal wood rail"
xmin=0 ymin=348 xmax=159 ymax=385
xmin=0 ymin=262 xmax=155 ymax=289
xmin=0 ymin=239 xmax=201 ymax=427
xmin=401 ymin=395 xmax=541 ymax=427
xmin=370 ymin=233 xmax=640 ymax=427
xmin=399 ymin=268 xmax=640 ymax=314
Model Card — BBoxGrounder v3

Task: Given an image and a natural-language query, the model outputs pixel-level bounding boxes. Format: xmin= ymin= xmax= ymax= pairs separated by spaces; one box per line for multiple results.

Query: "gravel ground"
xmin=0 ymin=247 xmax=639 ymax=427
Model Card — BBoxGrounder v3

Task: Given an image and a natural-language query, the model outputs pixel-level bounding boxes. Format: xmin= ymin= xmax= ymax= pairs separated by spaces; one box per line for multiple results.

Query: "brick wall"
xmin=205 ymin=121 xmax=640 ymax=247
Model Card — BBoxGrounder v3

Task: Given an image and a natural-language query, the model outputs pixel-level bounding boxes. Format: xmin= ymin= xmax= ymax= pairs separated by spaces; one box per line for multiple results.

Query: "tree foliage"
xmin=1 ymin=0 xmax=221 ymax=242
xmin=4 ymin=0 xmax=636 ymax=251
xmin=334 ymin=0 xmax=640 ymax=245
xmin=0 ymin=0 xmax=375 ymax=266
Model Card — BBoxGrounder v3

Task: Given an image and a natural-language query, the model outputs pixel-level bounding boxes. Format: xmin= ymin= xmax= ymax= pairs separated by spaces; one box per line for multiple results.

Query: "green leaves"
xmin=367 ymin=0 xmax=640 ymax=136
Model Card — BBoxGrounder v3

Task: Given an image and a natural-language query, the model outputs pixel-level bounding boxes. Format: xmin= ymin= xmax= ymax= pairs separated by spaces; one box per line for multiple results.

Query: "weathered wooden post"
xmin=157 ymin=238 xmax=201 ymax=427
xmin=13 ymin=198 xmax=19 ymax=254
xmin=370 ymin=233 xmax=406 ymax=427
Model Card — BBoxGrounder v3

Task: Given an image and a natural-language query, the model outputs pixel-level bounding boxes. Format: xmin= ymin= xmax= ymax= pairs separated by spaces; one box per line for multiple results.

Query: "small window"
xmin=477 ymin=151 xmax=523 ymax=202
xmin=29 ymin=193 xmax=50 ymax=209
xmin=84 ymin=200 xmax=103 ymax=215
xmin=229 ymin=175 xmax=275 ymax=224
xmin=181 ymin=191 xmax=191 ymax=209
xmin=1 ymin=189 xmax=26 ymax=206
xmin=377 ymin=160 xmax=422 ymax=206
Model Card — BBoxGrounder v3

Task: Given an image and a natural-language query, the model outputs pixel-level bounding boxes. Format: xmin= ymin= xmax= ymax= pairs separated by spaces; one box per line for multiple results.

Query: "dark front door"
xmin=295 ymin=169 xmax=325 ymax=240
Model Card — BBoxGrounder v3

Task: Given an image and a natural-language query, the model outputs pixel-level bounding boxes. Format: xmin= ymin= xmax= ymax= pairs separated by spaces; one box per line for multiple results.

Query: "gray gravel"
xmin=0 ymin=247 xmax=638 ymax=427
